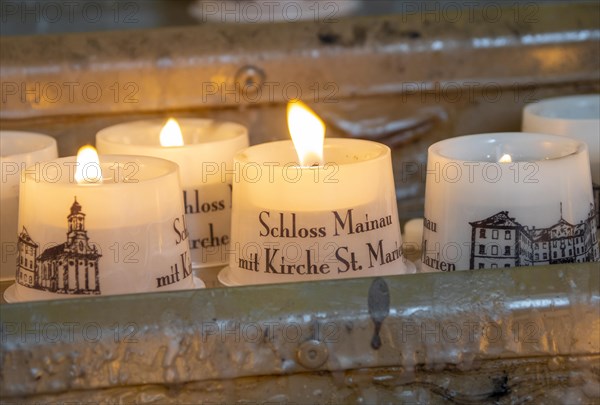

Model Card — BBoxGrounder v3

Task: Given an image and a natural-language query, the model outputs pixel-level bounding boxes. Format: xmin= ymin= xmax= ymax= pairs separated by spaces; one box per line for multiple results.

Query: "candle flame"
xmin=499 ymin=153 xmax=512 ymax=163
xmin=287 ymin=100 xmax=325 ymax=167
xmin=75 ymin=145 xmax=103 ymax=184
xmin=159 ymin=118 xmax=184 ymax=147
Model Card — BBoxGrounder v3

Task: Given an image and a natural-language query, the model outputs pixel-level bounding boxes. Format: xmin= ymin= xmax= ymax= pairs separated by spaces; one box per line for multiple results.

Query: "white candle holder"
xmin=0 ymin=131 xmax=57 ymax=281
xmin=96 ymin=119 xmax=249 ymax=269
xmin=4 ymin=155 xmax=203 ymax=302
xmin=422 ymin=133 xmax=599 ymax=272
xmin=219 ymin=138 xmax=415 ymax=286
xmin=523 ymin=94 xmax=600 ymax=229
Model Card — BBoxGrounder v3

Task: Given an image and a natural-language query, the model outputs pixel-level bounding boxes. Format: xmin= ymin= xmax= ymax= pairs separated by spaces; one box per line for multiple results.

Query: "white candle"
xmin=403 ymin=218 xmax=424 ymax=251
xmin=523 ymin=94 xmax=600 ymax=230
xmin=6 ymin=150 xmax=202 ymax=302
xmin=422 ymin=133 xmax=599 ymax=272
xmin=96 ymin=119 xmax=249 ymax=268
xmin=219 ymin=101 xmax=413 ymax=286
xmin=0 ymin=131 xmax=57 ymax=281
xmin=523 ymin=94 xmax=600 ymax=184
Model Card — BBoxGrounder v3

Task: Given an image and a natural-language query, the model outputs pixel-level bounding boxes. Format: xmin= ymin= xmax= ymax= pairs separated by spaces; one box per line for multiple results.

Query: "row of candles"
xmin=1 ymin=95 xmax=599 ymax=302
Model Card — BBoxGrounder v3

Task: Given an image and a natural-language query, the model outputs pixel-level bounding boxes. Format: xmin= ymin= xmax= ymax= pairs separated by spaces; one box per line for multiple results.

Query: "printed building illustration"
xmin=16 ymin=227 xmax=38 ymax=287
xmin=470 ymin=204 xmax=599 ymax=270
xmin=16 ymin=198 xmax=102 ymax=295
xmin=595 ymin=184 xmax=599 ymax=229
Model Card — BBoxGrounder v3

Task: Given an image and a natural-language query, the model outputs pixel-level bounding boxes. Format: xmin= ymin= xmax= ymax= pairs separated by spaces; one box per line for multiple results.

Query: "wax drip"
xmin=368 ymin=277 xmax=390 ymax=350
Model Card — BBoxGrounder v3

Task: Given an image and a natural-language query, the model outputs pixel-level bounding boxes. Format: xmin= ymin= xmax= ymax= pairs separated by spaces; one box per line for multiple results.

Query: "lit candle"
xmin=96 ymin=119 xmax=249 ymax=269
xmin=219 ymin=101 xmax=414 ymax=286
xmin=5 ymin=147 xmax=202 ymax=302
xmin=0 ymin=131 xmax=57 ymax=281
xmin=421 ymin=132 xmax=599 ymax=272
xmin=523 ymin=94 xmax=600 ymax=228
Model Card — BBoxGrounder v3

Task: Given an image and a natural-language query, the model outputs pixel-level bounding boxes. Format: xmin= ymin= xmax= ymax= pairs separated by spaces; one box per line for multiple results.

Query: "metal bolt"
xmin=296 ymin=340 xmax=328 ymax=369
xmin=235 ymin=65 xmax=265 ymax=97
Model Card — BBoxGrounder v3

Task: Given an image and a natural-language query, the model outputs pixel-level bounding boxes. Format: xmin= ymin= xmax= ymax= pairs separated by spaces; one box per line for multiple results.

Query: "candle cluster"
xmin=1 ymin=101 xmax=411 ymax=302
xmin=1 ymin=94 xmax=599 ymax=302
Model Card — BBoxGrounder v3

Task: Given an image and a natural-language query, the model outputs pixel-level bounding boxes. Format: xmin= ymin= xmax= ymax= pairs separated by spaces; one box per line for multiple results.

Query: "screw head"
xmin=296 ymin=340 xmax=328 ymax=369
xmin=235 ymin=65 xmax=265 ymax=97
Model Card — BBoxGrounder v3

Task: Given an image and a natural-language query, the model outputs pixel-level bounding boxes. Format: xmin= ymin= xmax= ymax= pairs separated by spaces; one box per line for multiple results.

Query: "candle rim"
xmin=234 ymin=138 xmax=390 ymax=167
xmin=22 ymin=154 xmax=180 ymax=186
xmin=430 ymin=132 xmax=587 ymax=163
xmin=96 ymin=118 xmax=248 ymax=148
xmin=524 ymin=94 xmax=600 ymax=121
xmin=0 ymin=131 xmax=57 ymax=159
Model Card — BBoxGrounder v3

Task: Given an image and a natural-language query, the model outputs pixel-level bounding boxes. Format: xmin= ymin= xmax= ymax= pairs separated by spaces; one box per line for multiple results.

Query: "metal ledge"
xmin=1 ymin=263 xmax=598 ymax=400
xmin=1 ymin=2 xmax=599 ymax=119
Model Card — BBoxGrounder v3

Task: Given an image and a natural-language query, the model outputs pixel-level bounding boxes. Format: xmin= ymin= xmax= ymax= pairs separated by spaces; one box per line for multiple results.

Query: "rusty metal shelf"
xmin=1 ymin=263 xmax=599 ymax=403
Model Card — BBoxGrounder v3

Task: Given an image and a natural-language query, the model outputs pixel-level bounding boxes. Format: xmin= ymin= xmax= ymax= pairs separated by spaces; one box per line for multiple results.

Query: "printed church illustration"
xmin=469 ymin=204 xmax=599 ymax=270
xmin=16 ymin=198 xmax=102 ymax=295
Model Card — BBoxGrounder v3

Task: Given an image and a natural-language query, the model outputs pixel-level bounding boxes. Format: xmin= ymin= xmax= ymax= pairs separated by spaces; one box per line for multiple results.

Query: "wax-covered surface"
xmin=1 ymin=263 xmax=599 ymax=402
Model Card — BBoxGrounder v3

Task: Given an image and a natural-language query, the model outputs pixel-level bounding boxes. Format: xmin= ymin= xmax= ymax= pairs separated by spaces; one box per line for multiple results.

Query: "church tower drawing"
xmin=16 ymin=197 xmax=102 ymax=295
